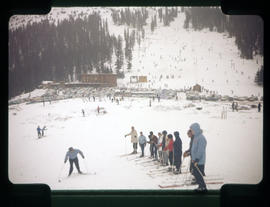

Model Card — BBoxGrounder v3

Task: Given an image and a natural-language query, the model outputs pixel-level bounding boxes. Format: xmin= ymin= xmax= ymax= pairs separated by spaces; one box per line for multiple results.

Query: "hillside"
xmin=9 ymin=7 xmax=263 ymax=97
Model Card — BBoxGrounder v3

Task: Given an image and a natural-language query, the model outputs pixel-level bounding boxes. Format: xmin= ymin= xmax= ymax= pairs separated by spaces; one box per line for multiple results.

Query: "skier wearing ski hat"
xmin=64 ymin=147 xmax=85 ymax=176
xmin=190 ymin=123 xmax=207 ymax=192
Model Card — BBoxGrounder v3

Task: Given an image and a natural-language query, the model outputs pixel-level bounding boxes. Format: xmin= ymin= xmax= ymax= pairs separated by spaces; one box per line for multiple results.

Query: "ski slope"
xmin=9 ymin=97 xmax=263 ymax=190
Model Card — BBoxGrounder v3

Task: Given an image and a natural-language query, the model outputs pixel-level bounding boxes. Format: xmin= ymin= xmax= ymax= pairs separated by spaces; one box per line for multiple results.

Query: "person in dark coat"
xmin=258 ymin=102 xmax=261 ymax=112
xmin=173 ymin=131 xmax=182 ymax=174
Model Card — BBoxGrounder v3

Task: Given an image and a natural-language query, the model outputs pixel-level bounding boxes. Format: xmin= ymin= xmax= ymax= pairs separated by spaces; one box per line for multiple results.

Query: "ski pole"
xmin=83 ymin=158 xmax=89 ymax=173
xmin=57 ymin=163 xmax=66 ymax=182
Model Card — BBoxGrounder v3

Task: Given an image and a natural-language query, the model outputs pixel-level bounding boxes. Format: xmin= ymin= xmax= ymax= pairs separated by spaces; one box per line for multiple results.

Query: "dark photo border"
xmin=2 ymin=0 xmax=268 ymax=207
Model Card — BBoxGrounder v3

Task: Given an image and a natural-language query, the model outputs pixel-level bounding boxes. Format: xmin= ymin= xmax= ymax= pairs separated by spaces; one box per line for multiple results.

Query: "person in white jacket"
xmin=125 ymin=126 xmax=138 ymax=154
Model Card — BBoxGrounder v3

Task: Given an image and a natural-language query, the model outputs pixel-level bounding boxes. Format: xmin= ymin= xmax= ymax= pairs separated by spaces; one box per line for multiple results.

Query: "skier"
xmin=232 ymin=102 xmax=235 ymax=112
xmin=148 ymin=132 xmax=154 ymax=158
xmin=258 ymin=102 xmax=261 ymax=112
xmin=235 ymin=102 xmax=238 ymax=111
xmin=157 ymin=132 xmax=163 ymax=162
xmin=37 ymin=126 xmax=41 ymax=138
xmin=64 ymin=147 xmax=85 ymax=176
xmin=124 ymin=126 xmax=138 ymax=154
xmin=97 ymin=106 xmax=100 ymax=114
xmin=138 ymin=132 xmax=147 ymax=157
xmin=149 ymin=99 xmax=152 ymax=107
xmin=148 ymin=131 xmax=158 ymax=160
xmin=183 ymin=129 xmax=195 ymax=174
xmin=160 ymin=130 xmax=168 ymax=166
xmin=41 ymin=126 xmax=47 ymax=137
xmin=82 ymin=109 xmax=85 ymax=117
xmin=164 ymin=134 xmax=174 ymax=171
xmin=173 ymin=131 xmax=182 ymax=174
xmin=190 ymin=123 xmax=207 ymax=192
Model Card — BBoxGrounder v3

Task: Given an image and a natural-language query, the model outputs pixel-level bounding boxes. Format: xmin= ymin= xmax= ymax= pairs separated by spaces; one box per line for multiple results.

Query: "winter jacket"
xmin=164 ymin=139 xmax=174 ymax=152
xmin=160 ymin=135 xmax=167 ymax=150
xmin=190 ymin=123 xmax=207 ymax=165
xmin=138 ymin=135 xmax=147 ymax=145
xmin=126 ymin=130 xmax=138 ymax=143
xmin=64 ymin=149 xmax=84 ymax=163
xmin=173 ymin=135 xmax=182 ymax=161
xmin=152 ymin=135 xmax=158 ymax=144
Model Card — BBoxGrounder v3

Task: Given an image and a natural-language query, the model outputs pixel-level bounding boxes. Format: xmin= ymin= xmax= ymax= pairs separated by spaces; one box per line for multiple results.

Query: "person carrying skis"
xmin=64 ymin=147 xmax=85 ymax=176
xmin=41 ymin=126 xmax=47 ymax=137
xmin=164 ymin=134 xmax=174 ymax=171
xmin=173 ymin=131 xmax=182 ymax=174
xmin=125 ymin=126 xmax=138 ymax=154
xmin=138 ymin=132 xmax=147 ymax=157
xmin=37 ymin=126 xmax=41 ymax=138
xmin=190 ymin=123 xmax=207 ymax=192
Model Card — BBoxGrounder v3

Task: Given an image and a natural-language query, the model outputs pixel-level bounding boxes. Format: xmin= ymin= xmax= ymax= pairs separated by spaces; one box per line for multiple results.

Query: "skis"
xmin=158 ymin=181 xmax=224 ymax=189
xmin=119 ymin=152 xmax=137 ymax=157
xmin=58 ymin=172 xmax=96 ymax=182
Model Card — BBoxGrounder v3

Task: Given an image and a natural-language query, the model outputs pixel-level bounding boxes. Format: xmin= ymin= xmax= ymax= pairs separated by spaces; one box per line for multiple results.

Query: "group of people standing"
xmin=124 ymin=123 xmax=207 ymax=192
xmin=37 ymin=125 xmax=47 ymax=138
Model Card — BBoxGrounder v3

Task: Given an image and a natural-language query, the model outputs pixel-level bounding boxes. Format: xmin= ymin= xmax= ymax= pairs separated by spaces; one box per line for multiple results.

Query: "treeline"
xmin=9 ymin=12 xmax=137 ymax=99
xmin=184 ymin=7 xmax=263 ymax=59
xmin=255 ymin=66 xmax=263 ymax=86
xmin=111 ymin=8 xmax=148 ymax=30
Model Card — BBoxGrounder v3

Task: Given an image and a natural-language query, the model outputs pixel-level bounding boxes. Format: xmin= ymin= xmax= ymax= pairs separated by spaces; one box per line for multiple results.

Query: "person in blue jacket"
xmin=37 ymin=126 xmax=41 ymax=138
xmin=190 ymin=123 xmax=207 ymax=192
xmin=138 ymin=132 xmax=147 ymax=157
xmin=64 ymin=147 xmax=85 ymax=176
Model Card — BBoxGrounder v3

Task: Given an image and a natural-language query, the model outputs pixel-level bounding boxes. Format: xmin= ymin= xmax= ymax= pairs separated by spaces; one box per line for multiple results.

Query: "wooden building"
xmin=130 ymin=76 xmax=147 ymax=83
xmin=81 ymin=74 xmax=117 ymax=87
xmin=193 ymin=84 xmax=202 ymax=92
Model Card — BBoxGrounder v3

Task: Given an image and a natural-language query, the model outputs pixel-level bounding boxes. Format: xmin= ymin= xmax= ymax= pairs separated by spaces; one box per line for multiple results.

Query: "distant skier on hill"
xmin=64 ymin=147 xmax=85 ymax=176
xmin=258 ymin=102 xmax=261 ymax=112
xmin=190 ymin=123 xmax=207 ymax=192
xmin=41 ymin=126 xmax=47 ymax=137
xmin=82 ymin=109 xmax=85 ymax=117
xmin=125 ymin=126 xmax=138 ymax=154
xmin=37 ymin=126 xmax=41 ymax=138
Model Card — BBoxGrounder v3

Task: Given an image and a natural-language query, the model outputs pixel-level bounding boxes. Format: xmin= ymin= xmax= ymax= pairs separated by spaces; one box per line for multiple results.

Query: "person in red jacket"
xmin=164 ymin=134 xmax=174 ymax=171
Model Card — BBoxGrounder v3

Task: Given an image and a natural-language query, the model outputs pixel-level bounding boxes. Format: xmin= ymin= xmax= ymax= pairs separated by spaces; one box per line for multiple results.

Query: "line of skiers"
xmin=125 ymin=123 xmax=207 ymax=192
xmin=37 ymin=125 xmax=47 ymax=138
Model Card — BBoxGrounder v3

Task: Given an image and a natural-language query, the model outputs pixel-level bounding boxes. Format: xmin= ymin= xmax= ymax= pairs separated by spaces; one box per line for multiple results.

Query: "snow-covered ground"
xmin=8 ymin=96 xmax=263 ymax=190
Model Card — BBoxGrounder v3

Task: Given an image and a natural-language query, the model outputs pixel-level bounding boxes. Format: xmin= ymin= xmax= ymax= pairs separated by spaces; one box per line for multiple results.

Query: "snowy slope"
xmin=9 ymin=97 xmax=263 ymax=190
